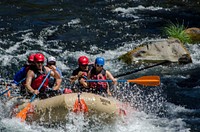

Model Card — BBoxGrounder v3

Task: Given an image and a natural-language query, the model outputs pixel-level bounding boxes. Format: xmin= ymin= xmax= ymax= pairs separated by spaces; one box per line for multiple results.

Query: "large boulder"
xmin=184 ymin=27 xmax=200 ymax=43
xmin=118 ymin=38 xmax=192 ymax=64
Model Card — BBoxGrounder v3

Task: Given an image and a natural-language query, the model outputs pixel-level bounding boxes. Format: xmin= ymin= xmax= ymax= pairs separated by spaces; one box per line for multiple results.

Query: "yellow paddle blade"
xmin=127 ymin=76 xmax=160 ymax=86
xmin=16 ymin=103 xmax=32 ymax=122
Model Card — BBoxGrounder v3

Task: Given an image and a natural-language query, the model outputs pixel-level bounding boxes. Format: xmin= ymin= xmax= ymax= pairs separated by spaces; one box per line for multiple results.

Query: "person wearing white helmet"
xmin=47 ymin=56 xmax=63 ymax=90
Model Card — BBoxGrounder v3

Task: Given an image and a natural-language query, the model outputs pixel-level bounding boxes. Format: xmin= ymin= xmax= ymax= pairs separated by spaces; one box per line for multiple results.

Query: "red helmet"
xmin=28 ymin=53 xmax=35 ymax=62
xmin=78 ymin=56 xmax=89 ymax=65
xmin=34 ymin=53 xmax=45 ymax=62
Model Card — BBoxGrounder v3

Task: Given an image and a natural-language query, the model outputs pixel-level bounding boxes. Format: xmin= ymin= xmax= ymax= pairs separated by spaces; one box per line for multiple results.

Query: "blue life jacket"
xmin=13 ymin=67 xmax=26 ymax=85
xmin=13 ymin=65 xmax=32 ymax=85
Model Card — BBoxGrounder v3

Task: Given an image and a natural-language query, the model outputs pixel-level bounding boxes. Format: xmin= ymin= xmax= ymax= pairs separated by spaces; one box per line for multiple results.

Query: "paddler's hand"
xmin=77 ymin=71 xmax=84 ymax=78
xmin=113 ymin=79 xmax=117 ymax=85
xmin=70 ymin=76 xmax=78 ymax=84
xmin=107 ymin=91 xmax=112 ymax=96
xmin=48 ymin=65 xmax=57 ymax=71
xmin=32 ymin=90 xmax=39 ymax=95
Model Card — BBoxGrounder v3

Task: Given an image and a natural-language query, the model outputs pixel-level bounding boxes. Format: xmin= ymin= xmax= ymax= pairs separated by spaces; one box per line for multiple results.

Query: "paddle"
xmin=115 ymin=61 xmax=169 ymax=78
xmin=0 ymin=78 xmax=26 ymax=96
xmin=16 ymin=70 xmax=51 ymax=122
xmin=86 ymin=76 xmax=160 ymax=86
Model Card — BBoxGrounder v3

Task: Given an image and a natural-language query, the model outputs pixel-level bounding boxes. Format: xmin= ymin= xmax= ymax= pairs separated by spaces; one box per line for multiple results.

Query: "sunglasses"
xmin=28 ymin=61 xmax=35 ymax=64
xmin=35 ymin=61 xmax=44 ymax=64
xmin=81 ymin=64 xmax=88 ymax=67
xmin=28 ymin=61 xmax=34 ymax=63
xmin=47 ymin=62 xmax=56 ymax=66
xmin=96 ymin=64 xmax=103 ymax=67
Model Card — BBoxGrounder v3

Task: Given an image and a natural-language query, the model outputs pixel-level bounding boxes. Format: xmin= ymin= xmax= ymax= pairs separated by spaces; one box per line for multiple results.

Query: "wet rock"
xmin=178 ymin=54 xmax=192 ymax=64
xmin=118 ymin=38 xmax=192 ymax=64
xmin=184 ymin=27 xmax=200 ymax=43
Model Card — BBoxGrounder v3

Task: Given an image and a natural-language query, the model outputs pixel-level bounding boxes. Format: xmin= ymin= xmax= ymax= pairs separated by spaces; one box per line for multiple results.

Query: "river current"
xmin=0 ymin=0 xmax=200 ymax=132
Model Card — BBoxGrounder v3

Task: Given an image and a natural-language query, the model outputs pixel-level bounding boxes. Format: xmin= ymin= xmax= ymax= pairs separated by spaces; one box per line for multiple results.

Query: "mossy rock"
xmin=184 ymin=27 xmax=200 ymax=43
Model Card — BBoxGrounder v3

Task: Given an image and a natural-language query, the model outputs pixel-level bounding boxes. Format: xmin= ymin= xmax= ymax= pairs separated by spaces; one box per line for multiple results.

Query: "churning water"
xmin=0 ymin=0 xmax=200 ymax=131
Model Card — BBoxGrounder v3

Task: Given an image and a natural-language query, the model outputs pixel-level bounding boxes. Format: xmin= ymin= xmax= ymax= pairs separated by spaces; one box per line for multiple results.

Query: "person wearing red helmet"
xmin=70 ymin=56 xmax=92 ymax=92
xmin=78 ymin=56 xmax=89 ymax=65
xmin=25 ymin=53 xmax=61 ymax=99
xmin=28 ymin=53 xmax=35 ymax=64
xmin=13 ymin=53 xmax=36 ymax=96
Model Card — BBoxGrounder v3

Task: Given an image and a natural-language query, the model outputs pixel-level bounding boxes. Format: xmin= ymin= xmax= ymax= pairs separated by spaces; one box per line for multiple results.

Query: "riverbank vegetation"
xmin=164 ymin=22 xmax=191 ymax=44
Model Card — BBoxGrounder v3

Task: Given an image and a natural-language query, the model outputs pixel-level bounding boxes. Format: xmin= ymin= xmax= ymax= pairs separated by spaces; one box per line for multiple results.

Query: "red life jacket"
xmin=89 ymin=68 xmax=107 ymax=89
xmin=31 ymin=66 xmax=49 ymax=92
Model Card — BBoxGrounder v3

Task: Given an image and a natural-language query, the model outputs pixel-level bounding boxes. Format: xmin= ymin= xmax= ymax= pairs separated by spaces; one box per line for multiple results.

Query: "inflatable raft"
xmin=13 ymin=92 xmax=127 ymax=123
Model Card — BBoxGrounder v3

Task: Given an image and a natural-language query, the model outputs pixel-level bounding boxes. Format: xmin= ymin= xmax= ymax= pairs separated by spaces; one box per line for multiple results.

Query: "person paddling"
xmin=13 ymin=53 xmax=35 ymax=96
xmin=87 ymin=57 xmax=117 ymax=96
xmin=70 ymin=56 xmax=93 ymax=92
xmin=24 ymin=53 xmax=61 ymax=99
xmin=46 ymin=56 xmax=62 ymax=90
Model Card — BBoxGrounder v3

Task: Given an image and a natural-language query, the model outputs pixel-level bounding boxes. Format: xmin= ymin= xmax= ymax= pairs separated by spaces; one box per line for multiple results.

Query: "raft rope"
xmin=77 ymin=93 xmax=82 ymax=110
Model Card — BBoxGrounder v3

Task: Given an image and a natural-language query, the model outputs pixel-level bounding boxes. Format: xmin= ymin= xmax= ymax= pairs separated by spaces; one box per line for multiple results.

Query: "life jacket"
xmin=31 ymin=66 xmax=49 ymax=92
xmin=14 ymin=64 xmax=33 ymax=85
xmin=16 ymin=65 xmax=34 ymax=96
xmin=89 ymin=68 xmax=107 ymax=90
xmin=25 ymin=64 xmax=32 ymax=74
xmin=22 ymin=65 xmax=33 ymax=85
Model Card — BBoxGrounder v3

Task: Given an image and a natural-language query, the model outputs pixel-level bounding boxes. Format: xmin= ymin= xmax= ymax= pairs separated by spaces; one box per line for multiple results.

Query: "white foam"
xmin=113 ymin=5 xmax=170 ymax=19
xmin=188 ymin=43 xmax=200 ymax=64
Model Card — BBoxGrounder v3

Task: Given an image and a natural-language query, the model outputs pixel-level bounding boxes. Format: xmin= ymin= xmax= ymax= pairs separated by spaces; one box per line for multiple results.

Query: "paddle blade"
xmin=16 ymin=103 xmax=32 ymax=122
xmin=127 ymin=76 xmax=160 ymax=86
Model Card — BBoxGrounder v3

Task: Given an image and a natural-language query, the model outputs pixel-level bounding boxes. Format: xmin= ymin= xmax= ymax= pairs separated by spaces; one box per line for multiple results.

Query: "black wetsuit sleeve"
xmin=72 ymin=68 xmax=79 ymax=76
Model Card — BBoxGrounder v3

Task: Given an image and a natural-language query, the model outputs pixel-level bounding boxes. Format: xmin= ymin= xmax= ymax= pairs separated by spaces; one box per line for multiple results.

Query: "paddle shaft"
xmin=86 ymin=76 xmax=160 ymax=86
xmin=0 ymin=78 xmax=26 ymax=96
xmin=0 ymin=78 xmax=26 ymax=86
xmin=86 ymin=79 xmax=159 ymax=83
xmin=0 ymin=88 xmax=12 ymax=96
xmin=16 ymin=70 xmax=52 ymax=121
xmin=0 ymin=82 xmax=12 ymax=86
xmin=114 ymin=61 xmax=169 ymax=78
xmin=30 ymin=70 xmax=51 ymax=102
xmin=87 ymin=80 xmax=127 ymax=82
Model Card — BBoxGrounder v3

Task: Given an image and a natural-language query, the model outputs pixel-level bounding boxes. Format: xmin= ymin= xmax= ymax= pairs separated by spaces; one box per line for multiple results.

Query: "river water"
xmin=0 ymin=0 xmax=200 ymax=132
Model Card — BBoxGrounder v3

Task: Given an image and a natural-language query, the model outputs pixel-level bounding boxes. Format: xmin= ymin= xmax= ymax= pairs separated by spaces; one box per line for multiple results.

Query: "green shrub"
xmin=164 ymin=23 xmax=191 ymax=44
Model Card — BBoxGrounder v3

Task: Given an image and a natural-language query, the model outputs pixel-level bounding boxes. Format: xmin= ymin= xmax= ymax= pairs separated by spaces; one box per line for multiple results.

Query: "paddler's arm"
xmin=77 ymin=71 xmax=88 ymax=88
xmin=24 ymin=70 xmax=39 ymax=95
xmin=86 ymin=70 xmax=92 ymax=88
xmin=106 ymin=84 xmax=112 ymax=96
xmin=53 ymin=70 xmax=62 ymax=90
xmin=70 ymin=71 xmax=82 ymax=80
xmin=106 ymin=71 xmax=117 ymax=96
xmin=45 ymin=66 xmax=62 ymax=90
xmin=106 ymin=71 xmax=117 ymax=85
